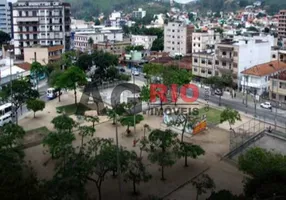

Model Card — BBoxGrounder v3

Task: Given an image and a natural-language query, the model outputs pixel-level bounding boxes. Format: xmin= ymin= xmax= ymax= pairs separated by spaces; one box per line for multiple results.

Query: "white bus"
xmin=0 ymin=103 xmax=13 ymax=127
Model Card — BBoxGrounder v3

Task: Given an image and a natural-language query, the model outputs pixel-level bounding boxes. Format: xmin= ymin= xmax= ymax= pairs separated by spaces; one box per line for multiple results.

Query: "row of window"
xmin=193 ymin=67 xmax=213 ymax=75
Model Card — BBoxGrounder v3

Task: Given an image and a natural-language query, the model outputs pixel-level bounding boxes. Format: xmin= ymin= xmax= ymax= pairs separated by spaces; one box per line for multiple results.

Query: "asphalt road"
xmin=131 ymin=73 xmax=286 ymax=128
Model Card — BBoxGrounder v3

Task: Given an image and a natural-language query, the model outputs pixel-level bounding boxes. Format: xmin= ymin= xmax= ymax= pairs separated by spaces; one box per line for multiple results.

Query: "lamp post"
xmin=7 ymin=49 xmax=14 ymax=122
xmin=133 ymin=73 xmax=136 ymax=135
xmin=114 ymin=115 xmax=122 ymax=200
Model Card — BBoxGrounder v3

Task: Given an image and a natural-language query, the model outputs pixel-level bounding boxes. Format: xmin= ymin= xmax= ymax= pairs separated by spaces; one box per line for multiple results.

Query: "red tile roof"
xmin=241 ymin=61 xmax=286 ymax=77
xmin=16 ymin=62 xmax=31 ymax=71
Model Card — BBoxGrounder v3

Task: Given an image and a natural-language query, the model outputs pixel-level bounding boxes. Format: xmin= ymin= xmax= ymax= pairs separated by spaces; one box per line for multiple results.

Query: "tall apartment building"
xmin=192 ymin=30 xmax=221 ymax=53
xmin=0 ymin=0 xmax=12 ymax=36
xmin=13 ymin=0 xmax=71 ymax=57
xmin=164 ymin=21 xmax=194 ymax=56
xmin=278 ymin=10 xmax=286 ymax=39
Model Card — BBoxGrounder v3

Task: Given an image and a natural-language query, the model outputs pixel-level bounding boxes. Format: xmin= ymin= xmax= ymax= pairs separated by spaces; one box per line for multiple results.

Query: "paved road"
xmin=129 ymin=73 xmax=286 ymax=128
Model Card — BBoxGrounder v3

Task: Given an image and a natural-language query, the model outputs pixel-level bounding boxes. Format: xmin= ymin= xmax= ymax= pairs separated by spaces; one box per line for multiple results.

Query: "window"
xmin=172 ymin=30 xmax=175 ymax=32
xmin=201 ymin=69 xmax=205 ymax=73
xmin=208 ymin=70 xmax=212 ymax=75
xmin=208 ymin=60 xmax=212 ymax=65
xmin=234 ymin=51 xmax=238 ymax=57
xmin=215 ymin=60 xmax=219 ymax=65
xmin=177 ymin=42 xmax=180 ymax=45
xmin=222 ymin=51 xmax=226 ymax=56
xmin=198 ymin=44 xmax=200 ymax=47
xmin=272 ymin=54 xmax=276 ymax=59
xmin=201 ymin=59 xmax=206 ymax=64
xmin=193 ymin=43 xmax=196 ymax=47
xmin=194 ymin=58 xmax=198 ymax=63
xmin=194 ymin=67 xmax=197 ymax=72
xmin=222 ymin=62 xmax=226 ymax=66
xmin=233 ymin=63 xmax=238 ymax=68
xmin=198 ymin=37 xmax=200 ymax=40
xmin=272 ymin=93 xmax=276 ymax=99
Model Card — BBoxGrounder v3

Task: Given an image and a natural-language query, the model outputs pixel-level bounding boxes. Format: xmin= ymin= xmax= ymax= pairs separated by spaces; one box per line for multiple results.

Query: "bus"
xmin=0 ymin=103 xmax=13 ymax=126
xmin=46 ymin=88 xmax=62 ymax=100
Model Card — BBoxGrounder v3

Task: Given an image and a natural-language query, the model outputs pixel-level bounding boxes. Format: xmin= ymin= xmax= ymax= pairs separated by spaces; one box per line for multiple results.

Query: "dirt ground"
xmin=21 ymin=90 xmax=248 ymax=200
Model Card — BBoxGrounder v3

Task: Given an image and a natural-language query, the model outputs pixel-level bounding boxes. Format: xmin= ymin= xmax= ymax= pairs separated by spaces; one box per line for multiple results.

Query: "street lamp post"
xmin=8 ymin=49 xmax=14 ymax=122
xmin=133 ymin=74 xmax=136 ymax=135
xmin=115 ymin=115 xmax=122 ymax=200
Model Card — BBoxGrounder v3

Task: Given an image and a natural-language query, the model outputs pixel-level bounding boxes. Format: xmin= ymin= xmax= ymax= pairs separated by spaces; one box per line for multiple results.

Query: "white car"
xmin=132 ymin=71 xmax=140 ymax=76
xmin=260 ymin=102 xmax=272 ymax=109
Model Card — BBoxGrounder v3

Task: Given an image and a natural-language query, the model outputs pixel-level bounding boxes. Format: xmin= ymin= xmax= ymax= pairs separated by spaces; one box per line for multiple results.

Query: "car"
xmin=214 ymin=89 xmax=222 ymax=96
xmin=260 ymin=102 xmax=272 ymax=109
xmin=132 ymin=70 xmax=140 ymax=76
xmin=119 ymin=68 xmax=125 ymax=72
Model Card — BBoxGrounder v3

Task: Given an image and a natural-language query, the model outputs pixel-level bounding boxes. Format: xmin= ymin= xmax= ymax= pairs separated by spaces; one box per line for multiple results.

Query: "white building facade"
xmin=0 ymin=0 xmax=11 ymax=35
xmin=132 ymin=8 xmax=146 ymax=19
xmin=192 ymin=30 xmax=221 ymax=53
xmin=13 ymin=0 xmax=71 ymax=57
xmin=131 ymin=35 xmax=157 ymax=50
xmin=164 ymin=21 xmax=194 ymax=56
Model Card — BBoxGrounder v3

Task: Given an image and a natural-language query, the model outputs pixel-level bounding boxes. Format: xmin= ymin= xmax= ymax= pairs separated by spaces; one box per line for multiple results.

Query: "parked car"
xmin=260 ymin=102 xmax=272 ymax=109
xmin=119 ymin=68 xmax=125 ymax=72
xmin=214 ymin=89 xmax=223 ymax=96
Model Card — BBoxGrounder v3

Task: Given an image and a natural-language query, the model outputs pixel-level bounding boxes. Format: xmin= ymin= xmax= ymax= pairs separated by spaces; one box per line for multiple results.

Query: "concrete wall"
xmin=24 ymin=47 xmax=48 ymax=65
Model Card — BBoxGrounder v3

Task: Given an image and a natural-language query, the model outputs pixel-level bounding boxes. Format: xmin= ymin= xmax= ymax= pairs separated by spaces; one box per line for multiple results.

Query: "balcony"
xmin=217 ymin=55 xmax=233 ymax=62
xmin=48 ymin=55 xmax=61 ymax=61
xmin=17 ymin=17 xmax=39 ymax=22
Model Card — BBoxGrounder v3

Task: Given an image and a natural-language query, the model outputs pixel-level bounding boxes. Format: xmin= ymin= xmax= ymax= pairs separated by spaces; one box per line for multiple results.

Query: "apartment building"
xmin=214 ymin=36 xmax=272 ymax=88
xmin=192 ymin=30 xmax=221 ymax=53
xmin=278 ymin=10 xmax=286 ymax=39
xmin=95 ymin=39 xmax=131 ymax=56
xmin=192 ymin=50 xmax=215 ymax=79
xmin=24 ymin=45 xmax=63 ymax=65
xmin=0 ymin=0 xmax=12 ymax=35
xmin=269 ymin=71 xmax=286 ymax=103
xmin=74 ymin=30 xmax=123 ymax=51
xmin=164 ymin=21 xmax=194 ymax=56
xmin=13 ymin=0 xmax=71 ymax=57
xmin=132 ymin=8 xmax=146 ymax=19
xmin=131 ymin=35 xmax=157 ymax=50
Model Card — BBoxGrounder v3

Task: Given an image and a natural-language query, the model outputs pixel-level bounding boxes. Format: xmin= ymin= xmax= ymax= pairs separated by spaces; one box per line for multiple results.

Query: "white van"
xmin=0 ymin=103 xmax=13 ymax=127
xmin=46 ymin=88 xmax=61 ymax=100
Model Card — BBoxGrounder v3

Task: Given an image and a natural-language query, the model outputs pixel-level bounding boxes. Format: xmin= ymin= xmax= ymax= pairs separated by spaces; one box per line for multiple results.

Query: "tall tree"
xmin=56 ymin=66 xmax=87 ymax=104
xmin=30 ymin=61 xmax=46 ymax=90
xmin=76 ymin=53 xmax=93 ymax=71
xmin=48 ymin=69 xmax=63 ymax=102
xmin=124 ymin=151 xmax=152 ymax=195
xmin=120 ymin=114 xmax=144 ymax=135
xmin=140 ymin=85 xmax=151 ymax=114
xmin=176 ymin=142 xmax=205 ymax=167
xmin=147 ymin=129 xmax=179 ymax=180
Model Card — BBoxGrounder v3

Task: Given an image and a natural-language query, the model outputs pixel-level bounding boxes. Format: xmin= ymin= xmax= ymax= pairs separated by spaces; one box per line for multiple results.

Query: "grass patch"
xmin=198 ymin=107 xmax=222 ymax=125
xmin=56 ymin=103 xmax=91 ymax=115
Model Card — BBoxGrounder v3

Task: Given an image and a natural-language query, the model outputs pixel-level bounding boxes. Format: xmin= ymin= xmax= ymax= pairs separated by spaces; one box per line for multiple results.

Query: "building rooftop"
xmin=241 ymin=61 xmax=286 ymax=77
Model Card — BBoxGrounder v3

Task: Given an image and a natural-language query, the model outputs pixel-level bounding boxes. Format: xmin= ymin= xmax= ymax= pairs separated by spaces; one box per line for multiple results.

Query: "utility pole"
xmin=243 ymin=73 xmax=246 ymax=104
xmin=133 ymin=74 xmax=136 ymax=135
xmin=245 ymin=75 xmax=248 ymax=107
xmin=115 ymin=115 xmax=122 ymax=200
xmin=8 ymin=49 xmax=14 ymax=123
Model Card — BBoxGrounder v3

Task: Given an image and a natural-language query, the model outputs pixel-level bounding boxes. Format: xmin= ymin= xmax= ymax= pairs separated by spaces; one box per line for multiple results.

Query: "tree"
xmin=78 ymin=125 xmax=95 ymax=147
xmin=76 ymin=53 xmax=93 ymax=71
xmin=147 ymin=129 xmax=179 ymax=180
xmin=84 ymin=115 xmax=99 ymax=128
xmin=0 ymin=123 xmax=25 ymax=149
xmin=0 ymin=30 xmax=11 ymax=46
xmin=30 ymin=61 xmax=46 ymax=90
xmin=120 ymin=114 xmax=144 ymax=135
xmin=48 ymin=69 xmax=63 ymax=102
xmin=26 ymin=99 xmax=45 ymax=118
xmin=140 ymin=85 xmax=150 ymax=114
xmin=125 ymin=45 xmax=144 ymax=52
xmin=124 ymin=151 xmax=152 ymax=195
xmin=177 ymin=142 xmax=205 ymax=167
xmin=61 ymin=50 xmax=77 ymax=69
xmin=192 ymin=174 xmax=216 ymax=200
xmin=151 ymin=37 xmax=164 ymax=51
xmin=88 ymin=37 xmax=94 ymax=50
xmin=94 ymin=18 xmax=101 ymax=25
xmin=57 ymin=66 xmax=87 ymax=104
xmin=238 ymin=147 xmax=286 ymax=199
xmin=0 ymin=79 xmax=39 ymax=124
xmin=247 ymin=26 xmax=259 ymax=32
xmin=51 ymin=114 xmax=76 ymax=132
xmin=107 ymin=103 xmax=127 ymax=125
xmin=220 ymin=107 xmax=241 ymax=130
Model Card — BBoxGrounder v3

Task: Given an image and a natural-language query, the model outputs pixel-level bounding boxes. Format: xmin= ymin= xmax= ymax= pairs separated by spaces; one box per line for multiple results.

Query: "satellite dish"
xmin=174 ymin=0 xmax=196 ymax=4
